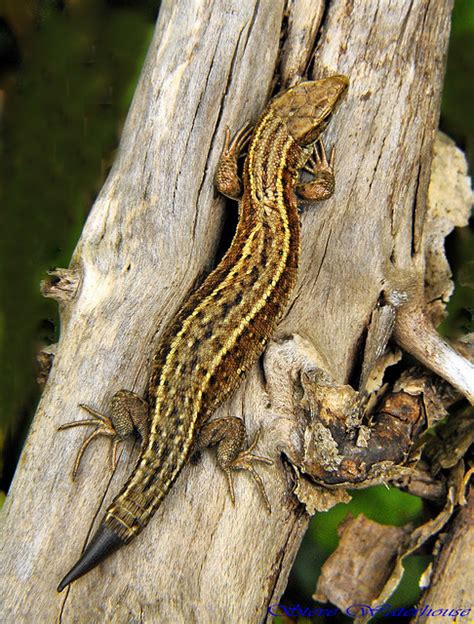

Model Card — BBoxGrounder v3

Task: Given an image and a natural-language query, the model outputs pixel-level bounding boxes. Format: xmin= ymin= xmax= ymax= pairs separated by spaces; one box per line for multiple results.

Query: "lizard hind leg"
xmin=58 ymin=389 xmax=149 ymax=480
xmin=197 ymin=417 xmax=273 ymax=512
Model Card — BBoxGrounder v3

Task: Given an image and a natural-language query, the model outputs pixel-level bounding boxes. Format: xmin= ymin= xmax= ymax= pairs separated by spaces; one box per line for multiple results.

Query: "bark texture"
xmin=1 ymin=1 xmax=468 ymax=623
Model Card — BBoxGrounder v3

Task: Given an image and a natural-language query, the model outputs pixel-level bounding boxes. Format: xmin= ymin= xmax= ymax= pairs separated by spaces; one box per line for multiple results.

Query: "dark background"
xmin=0 ymin=1 xmax=472 ymax=621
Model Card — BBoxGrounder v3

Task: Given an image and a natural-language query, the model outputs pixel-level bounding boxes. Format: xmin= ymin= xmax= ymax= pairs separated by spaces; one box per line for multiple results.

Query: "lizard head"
xmin=270 ymin=75 xmax=349 ymax=146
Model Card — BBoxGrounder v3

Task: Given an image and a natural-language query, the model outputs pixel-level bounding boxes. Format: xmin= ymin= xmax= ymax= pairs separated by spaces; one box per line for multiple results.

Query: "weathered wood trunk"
xmin=1 ymin=1 xmax=469 ymax=622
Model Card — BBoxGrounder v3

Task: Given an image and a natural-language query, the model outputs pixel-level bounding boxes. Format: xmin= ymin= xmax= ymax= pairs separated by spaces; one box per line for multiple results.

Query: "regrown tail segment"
xmin=57 ymin=523 xmax=124 ymax=592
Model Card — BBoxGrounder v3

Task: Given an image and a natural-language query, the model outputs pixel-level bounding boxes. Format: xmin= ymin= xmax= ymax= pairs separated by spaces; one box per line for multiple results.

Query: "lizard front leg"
xmin=214 ymin=123 xmax=253 ymax=199
xmin=58 ymin=389 xmax=149 ymax=480
xmin=196 ymin=417 xmax=273 ymax=512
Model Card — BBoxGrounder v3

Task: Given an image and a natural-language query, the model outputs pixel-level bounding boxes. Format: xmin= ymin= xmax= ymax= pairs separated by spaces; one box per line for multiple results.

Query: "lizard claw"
xmin=297 ymin=138 xmax=336 ymax=201
xmin=58 ymin=404 xmax=121 ymax=480
xmin=304 ymin=138 xmax=334 ymax=175
xmin=222 ymin=122 xmax=253 ymax=158
xmin=215 ymin=122 xmax=254 ymax=198
xmin=225 ymin=429 xmax=273 ymax=512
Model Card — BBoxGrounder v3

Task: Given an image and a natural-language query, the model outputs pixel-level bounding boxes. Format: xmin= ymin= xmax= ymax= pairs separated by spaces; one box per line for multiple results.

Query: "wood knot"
xmin=40 ymin=267 xmax=80 ymax=303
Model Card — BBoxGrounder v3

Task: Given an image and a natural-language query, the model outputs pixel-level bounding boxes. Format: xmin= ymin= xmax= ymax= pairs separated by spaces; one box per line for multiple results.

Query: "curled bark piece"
xmin=293 ymin=466 xmax=351 ymax=514
xmin=298 ymin=371 xmax=426 ymax=485
xmin=390 ymin=466 xmax=446 ymax=503
xmin=424 ymin=406 xmax=474 ymax=474
xmin=314 ymin=515 xmax=410 ymax=612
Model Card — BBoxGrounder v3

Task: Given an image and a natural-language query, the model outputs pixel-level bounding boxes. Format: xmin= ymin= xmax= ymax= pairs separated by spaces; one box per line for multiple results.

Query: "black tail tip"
xmin=57 ymin=522 xmax=124 ymax=592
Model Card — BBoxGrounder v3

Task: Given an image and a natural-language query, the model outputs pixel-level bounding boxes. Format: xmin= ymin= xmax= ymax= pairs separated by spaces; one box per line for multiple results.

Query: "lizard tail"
xmin=57 ymin=522 xmax=124 ymax=592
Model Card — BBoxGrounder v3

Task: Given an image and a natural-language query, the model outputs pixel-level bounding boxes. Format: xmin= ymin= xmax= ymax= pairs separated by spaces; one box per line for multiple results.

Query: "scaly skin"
xmin=57 ymin=74 xmax=348 ymax=592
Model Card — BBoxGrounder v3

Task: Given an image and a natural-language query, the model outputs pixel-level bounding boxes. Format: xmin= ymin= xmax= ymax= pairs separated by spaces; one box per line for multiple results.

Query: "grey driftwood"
xmin=1 ymin=1 xmax=471 ymax=622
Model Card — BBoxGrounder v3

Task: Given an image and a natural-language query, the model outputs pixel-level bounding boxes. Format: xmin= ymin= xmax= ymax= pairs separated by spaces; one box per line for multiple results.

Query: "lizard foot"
xmin=224 ymin=430 xmax=273 ymax=513
xmin=59 ymin=390 xmax=149 ymax=480
xmin=297 ymin=138 xmax=336 ymax=201
xmin=58 ymin=404 xmax=122 ymax=480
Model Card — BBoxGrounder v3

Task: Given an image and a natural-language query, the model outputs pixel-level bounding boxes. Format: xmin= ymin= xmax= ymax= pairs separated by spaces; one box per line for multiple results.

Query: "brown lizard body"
xmin=57 ymin=74 xmax=348 ymax=592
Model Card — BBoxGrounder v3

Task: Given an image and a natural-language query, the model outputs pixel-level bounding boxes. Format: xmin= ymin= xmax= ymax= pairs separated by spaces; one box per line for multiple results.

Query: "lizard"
xmin=57 ymin=74 xmax=348 ymax=592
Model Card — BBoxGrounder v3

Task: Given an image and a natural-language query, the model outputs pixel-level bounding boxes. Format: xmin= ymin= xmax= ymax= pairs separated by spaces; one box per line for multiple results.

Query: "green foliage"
xmin=442 ymin=0 xmax=474 ymax=146
xmin=312 ymin=486 xmax=424 ymax=550
xmin=441 ymin=227 xmax=474 ymax=337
